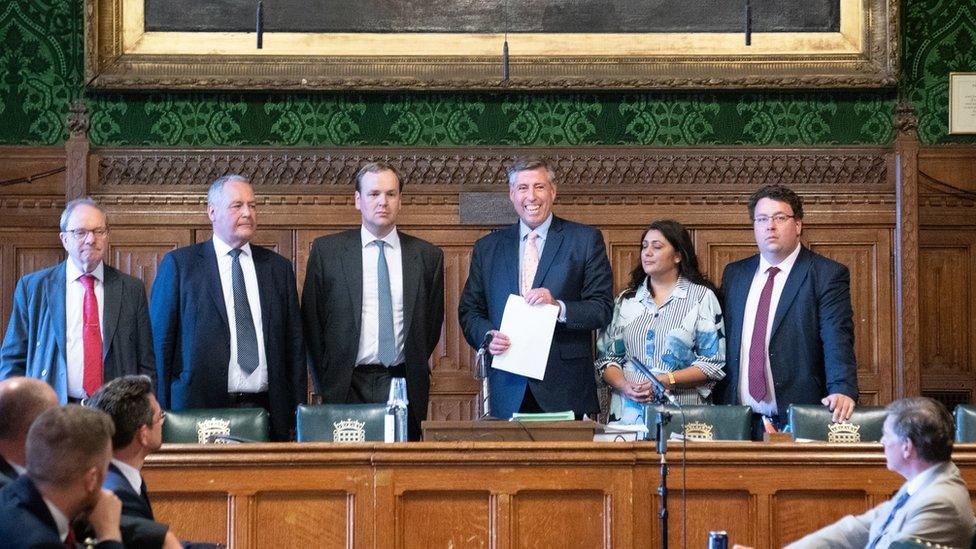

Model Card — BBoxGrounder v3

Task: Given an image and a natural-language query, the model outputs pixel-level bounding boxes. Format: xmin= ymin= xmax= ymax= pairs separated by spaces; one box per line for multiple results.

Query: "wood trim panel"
xmin=142 ymin=442 xmax=976 ymax=549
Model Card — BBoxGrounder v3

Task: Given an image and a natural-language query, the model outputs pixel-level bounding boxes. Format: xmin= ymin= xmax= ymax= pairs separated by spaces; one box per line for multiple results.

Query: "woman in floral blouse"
xmin=595 ymin=219 xmax=726 ymax=424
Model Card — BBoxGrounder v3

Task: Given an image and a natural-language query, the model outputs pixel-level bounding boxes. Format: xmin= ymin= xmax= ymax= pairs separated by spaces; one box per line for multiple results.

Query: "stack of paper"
xmin=510 ymin=411 xmax=575 ymax=422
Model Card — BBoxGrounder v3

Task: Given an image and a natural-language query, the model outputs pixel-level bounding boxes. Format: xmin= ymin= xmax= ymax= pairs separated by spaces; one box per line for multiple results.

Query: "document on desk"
xmin=491 ymin=294 xmax=558 ymax=380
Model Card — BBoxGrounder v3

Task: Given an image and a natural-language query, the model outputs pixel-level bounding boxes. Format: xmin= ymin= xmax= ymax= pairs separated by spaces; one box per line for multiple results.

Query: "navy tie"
xmin=866 ymin=489 xmax=911 ymax=549
xmin=229 ymin=249 xmax=259 ymax=375
xmin=376 ymin=241 xmax=396 ymax=366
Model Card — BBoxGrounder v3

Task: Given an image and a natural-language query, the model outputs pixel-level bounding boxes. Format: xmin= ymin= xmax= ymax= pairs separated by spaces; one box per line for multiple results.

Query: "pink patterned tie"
xmin=520 ymin=231 xmax=539 ymax=296
xmin=81 ymin=274 xmax=103 ymax=397
xmin=748 ymin=266 xmax=780 ymax=401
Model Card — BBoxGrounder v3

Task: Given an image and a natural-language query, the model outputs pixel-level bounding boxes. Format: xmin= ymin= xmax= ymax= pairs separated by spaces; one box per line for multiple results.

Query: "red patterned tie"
xmin=81 ymin=274 xmax=103 ymax=396
xmin=748 ymin=266 xmax=780 ymax=401
xmin=64 ymin=527 xmax=76 ymax=548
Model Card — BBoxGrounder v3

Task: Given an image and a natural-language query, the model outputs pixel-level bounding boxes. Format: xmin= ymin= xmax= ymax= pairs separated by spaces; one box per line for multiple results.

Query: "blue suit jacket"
xmin=149 ymin=240 xmax=306 ymax=441
xmin=716 ymin=246 xmax=858 ymax=416
xmin=0 ymin=261 xmax=155 ymax=402
xmin=0 ymin=475 xmax=123 ymax=549
xmin=104 ymin=463 xmax=153 ymax=521
xmin=458 ymin=216 xmax=614 ymax=418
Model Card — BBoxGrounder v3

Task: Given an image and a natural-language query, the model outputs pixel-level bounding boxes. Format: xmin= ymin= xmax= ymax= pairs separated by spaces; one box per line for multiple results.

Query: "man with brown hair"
xmin=0 ymin=376 xmax=58 ymax=487
xmin=0 ymin=405 xmax=124 ymax=547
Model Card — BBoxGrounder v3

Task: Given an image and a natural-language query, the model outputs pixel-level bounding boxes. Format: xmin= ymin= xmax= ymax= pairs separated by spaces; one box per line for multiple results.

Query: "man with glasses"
xmin=716 ymin=184 xmax=858 ymax=438
xmin=0 ymin=198 xmax=155 ymax=403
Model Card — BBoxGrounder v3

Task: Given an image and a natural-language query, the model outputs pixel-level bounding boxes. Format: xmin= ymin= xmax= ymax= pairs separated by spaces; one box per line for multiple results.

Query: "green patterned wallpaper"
xmin=0 ymin=0 xmax=972 ymax=147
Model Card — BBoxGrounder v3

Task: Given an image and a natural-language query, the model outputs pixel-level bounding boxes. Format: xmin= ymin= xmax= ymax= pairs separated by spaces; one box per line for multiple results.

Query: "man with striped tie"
xmin=150 ymin=175 xmax=306 ymax=441
xmin=738 ymin=397 xmax=976 ymax=549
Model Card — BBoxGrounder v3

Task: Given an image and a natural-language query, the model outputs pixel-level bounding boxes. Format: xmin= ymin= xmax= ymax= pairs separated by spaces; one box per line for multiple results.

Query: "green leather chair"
xmin=787 ymin=404 xmax=887 ymax=442
xmin=651 ymin=405 xmax=752 ymax=441
xmin=296 ymin=404 xmax=387 ymax=442
xmin=162 ymin=408 xmax=270 ymax=443
xmin=954 ymin=404 xmax=976 ymax=443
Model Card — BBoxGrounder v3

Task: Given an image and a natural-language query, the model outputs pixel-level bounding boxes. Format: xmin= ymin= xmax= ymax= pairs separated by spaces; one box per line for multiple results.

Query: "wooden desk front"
xmin=143 ymin=442 xmax=976 ymax=548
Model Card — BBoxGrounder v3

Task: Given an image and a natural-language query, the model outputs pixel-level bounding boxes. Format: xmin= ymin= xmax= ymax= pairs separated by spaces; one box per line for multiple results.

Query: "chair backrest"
xmin=296 ymin=404 xmax=387 ymax=442
xmin=787 ymin=405 xmax=887 ymax=442
xmin=162 ymin=408 xmax=270 ymax=443
xmin=955 ymin=404 xmax=976 ymax=443
xmin=653 ymin=405 xmax=752 ymax=441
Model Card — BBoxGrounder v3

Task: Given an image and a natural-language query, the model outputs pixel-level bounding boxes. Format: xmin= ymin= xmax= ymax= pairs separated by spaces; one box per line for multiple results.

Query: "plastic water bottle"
xmin=385 ymin=377 xmax=409 ymax=442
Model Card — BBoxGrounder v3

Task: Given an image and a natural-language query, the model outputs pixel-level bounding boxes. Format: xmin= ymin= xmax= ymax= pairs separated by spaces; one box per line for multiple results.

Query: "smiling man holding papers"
xmin=459 ymin=157 xmax=614 ymax=419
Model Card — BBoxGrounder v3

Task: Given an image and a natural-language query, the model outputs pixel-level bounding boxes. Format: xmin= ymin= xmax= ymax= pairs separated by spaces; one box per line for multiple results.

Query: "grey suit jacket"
xmin=786 ymin=461 xmax=976 ymax=549
xmin=302 ymin=228 xmax=444 ymax=439
xmin=0 ymin=261 xmax=155 ymax=402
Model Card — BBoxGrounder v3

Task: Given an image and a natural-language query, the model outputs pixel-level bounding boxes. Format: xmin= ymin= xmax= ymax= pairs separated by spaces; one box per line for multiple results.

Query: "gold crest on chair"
xmin=827 ymin=422 xmax=861 ymax=443
xmin=683 ymin=421 xmax=715 ymax=441
xmin=333 ymin=418 xmax=367 ymax=443
xmin=196 ymin=418 xmax=232 ymax=444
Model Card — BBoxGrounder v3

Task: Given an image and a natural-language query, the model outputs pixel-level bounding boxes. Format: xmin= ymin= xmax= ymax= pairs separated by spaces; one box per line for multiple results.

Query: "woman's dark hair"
xmin=622 ymin=219 xmax=718 ymax=299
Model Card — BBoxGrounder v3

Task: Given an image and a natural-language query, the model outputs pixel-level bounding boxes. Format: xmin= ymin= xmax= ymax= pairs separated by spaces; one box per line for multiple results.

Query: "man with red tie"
xmin=716 ymin=184 xmax=858 ymax=438
xmin=0 ymin=198 xmax=155 ymax=403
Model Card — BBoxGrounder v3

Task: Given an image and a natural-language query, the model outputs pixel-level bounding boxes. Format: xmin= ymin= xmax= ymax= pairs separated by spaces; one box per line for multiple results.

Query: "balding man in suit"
xmin=0 ymin=377 xmax=58 ymax=487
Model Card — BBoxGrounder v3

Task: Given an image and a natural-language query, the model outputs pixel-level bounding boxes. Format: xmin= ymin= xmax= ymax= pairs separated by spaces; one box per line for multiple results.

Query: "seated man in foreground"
xmin=737 ymin=396 xmax=976 ymax=549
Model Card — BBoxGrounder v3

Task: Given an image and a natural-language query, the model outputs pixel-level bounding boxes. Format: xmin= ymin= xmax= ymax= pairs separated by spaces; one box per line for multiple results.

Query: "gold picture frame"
xmin=949 ymin=72 xmax=976 ymax=134
xmin=84 ymin=0 xmax=899 ymax=91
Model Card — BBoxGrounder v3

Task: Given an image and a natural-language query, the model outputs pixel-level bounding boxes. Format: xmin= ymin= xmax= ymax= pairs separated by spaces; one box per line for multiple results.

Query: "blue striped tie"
xmin=229 ymin=249 xmax=259 ymax=375
xmin=376 ymin=241 xmax=396 ymax=366
xmin=866 ymin=489 xmax=910 ymax=549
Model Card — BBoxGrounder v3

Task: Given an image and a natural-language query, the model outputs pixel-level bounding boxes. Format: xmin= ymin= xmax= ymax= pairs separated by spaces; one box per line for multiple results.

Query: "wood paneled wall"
xmin=1 ymin=140 xmax=965 ymax=417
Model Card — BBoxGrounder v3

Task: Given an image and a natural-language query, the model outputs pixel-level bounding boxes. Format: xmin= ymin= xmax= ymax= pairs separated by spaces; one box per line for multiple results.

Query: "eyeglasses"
xmin=154 ymin=411 xmax=166 ymax=424
xmin=752 ymin=214 xmax=795 ymax=226
xmin=64 ymin=228 xmax=109 ymax=240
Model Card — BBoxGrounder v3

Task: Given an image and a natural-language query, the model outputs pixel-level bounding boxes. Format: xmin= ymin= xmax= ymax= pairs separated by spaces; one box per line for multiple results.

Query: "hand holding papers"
xmin=491 ymin=294 xmax=558 ymax=380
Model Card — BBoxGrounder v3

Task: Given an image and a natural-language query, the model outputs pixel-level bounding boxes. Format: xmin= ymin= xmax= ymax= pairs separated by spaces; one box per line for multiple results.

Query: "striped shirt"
xmin=595 ymin=277 xmax=726 ymax=420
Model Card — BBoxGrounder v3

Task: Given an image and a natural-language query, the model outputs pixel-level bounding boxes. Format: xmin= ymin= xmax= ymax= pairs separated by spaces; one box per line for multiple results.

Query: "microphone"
xmin=646 ymin=374 xmax=678 ymax=407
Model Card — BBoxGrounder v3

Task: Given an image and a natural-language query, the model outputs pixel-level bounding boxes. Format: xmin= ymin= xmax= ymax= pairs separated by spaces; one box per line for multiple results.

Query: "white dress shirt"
xmin=213 ymin=236 xmax=269 ymax=393
xmin=738 ymin=243 xmax=802 ymax=416
xmin=110 ymin=458 xmax=143 ymax=495
xmin=518 ymin=216 xmax=567 ymax=322
xmin=42 ymin=496 xmax=71 ymax=543
xmin=356 ymin=226 xmax=405 ymax=366
xmin=65 ymin=260 xmax=104 ymax=399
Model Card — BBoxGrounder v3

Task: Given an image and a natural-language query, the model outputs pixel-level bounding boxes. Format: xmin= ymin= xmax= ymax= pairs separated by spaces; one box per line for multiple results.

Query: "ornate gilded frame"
xmin=84 ymin=0 xmax=898 ymax=90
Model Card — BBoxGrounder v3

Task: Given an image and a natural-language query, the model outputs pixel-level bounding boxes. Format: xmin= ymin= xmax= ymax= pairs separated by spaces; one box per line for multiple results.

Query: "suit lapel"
xmin=47 ymin=262 xmax=68 ymax=361
xmin=400 ymin=235 xmax=420 ymax=342
xmin=771 ymin=246 xmax=811 ymax=338
xmin=251 ymin=246 xmax=273 ymax=340
xmin=729 ymin=256 xmax=759 ymax=345
xmin=503 ymin=224 xmax=520 ymax=296
xmin=101 ymin=266 xmax=122 ymax=360
xmin=201 ymin=241 xmax=230 ymax=329
xmin=342 ymin=232 xmax=364 ymax=335
xmin=532 ymin=217 xmax=564 ymax=289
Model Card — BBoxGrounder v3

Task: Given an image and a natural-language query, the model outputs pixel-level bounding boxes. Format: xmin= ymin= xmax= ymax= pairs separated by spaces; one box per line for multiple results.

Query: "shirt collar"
xmin=41 ymin=495 xmax=71 ymax=543
xmin=519 ymin=214 xmax=553 ymax=241
xmin=66 ymin=260 xmax=104 ymax=283
xmin=213 ymin=234 xmax=252 ymax=258
xmin=904 ymin=462 xmax=942 ymax=496
xmin=110 ymin=458 xmax=143 ymax=494
xmin=9 ymin=460 xmax=25 ymax=476
xmin=759 ymin=242 xmax=802 ymax=275
xmin=361 ymin=225 xmax=400 ymax=249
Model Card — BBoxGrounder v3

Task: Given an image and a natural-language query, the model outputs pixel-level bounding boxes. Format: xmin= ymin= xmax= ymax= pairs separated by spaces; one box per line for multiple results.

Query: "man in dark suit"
xmin=717 ymin=184 xmax=858 ymax=436
xmin=150 ymin=175 xmax=306 ymax=441
xmin=0 ymin=377 xmax=58 ymax=488
xmin=88 ymin=375 xmax=211 ymax=549
xmin=1 ymin=198 xmax=155 ymax=403
xmin=0 ymin=405 xmax=123 ymax=548
xmin=458 ymin=157 xmax=614 ymax=419
xmin=303 ymin=162 xmax=444 ymax=440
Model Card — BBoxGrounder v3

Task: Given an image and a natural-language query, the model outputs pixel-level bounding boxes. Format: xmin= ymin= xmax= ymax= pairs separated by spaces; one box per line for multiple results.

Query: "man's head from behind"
xmin=86 ymin=375 xmax=163 ymax=456
xmin=882 ymin=397 xmax=954 ymax=476
xmin=0 ymin=377 xmax=58 ymax=465
xmin=26 ymin=405 xmax=114 ymax=511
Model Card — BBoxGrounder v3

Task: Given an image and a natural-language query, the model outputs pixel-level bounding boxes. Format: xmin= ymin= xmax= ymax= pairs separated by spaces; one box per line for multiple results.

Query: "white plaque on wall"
xmin=949 ymin=72 xmax=976 ymax=134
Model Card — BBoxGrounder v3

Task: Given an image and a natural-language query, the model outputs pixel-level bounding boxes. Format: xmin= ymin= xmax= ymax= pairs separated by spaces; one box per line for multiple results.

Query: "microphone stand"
xmin=646 ymin=394 xmax=673 ymax=549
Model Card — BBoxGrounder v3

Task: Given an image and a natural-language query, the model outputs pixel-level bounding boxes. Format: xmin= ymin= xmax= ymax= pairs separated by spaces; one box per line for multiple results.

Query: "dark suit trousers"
xmin=347 ymin=364 xmax=418 ymax=439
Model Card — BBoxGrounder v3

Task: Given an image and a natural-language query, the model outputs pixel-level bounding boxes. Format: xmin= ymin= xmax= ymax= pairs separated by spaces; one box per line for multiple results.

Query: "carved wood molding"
xmin=92 ymin=146 xmax=894 ymax=192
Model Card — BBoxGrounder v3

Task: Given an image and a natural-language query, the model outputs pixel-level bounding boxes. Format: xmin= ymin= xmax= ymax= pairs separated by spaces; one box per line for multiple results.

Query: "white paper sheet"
xmin=491 ymin=294 xmax=558 ymax=380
